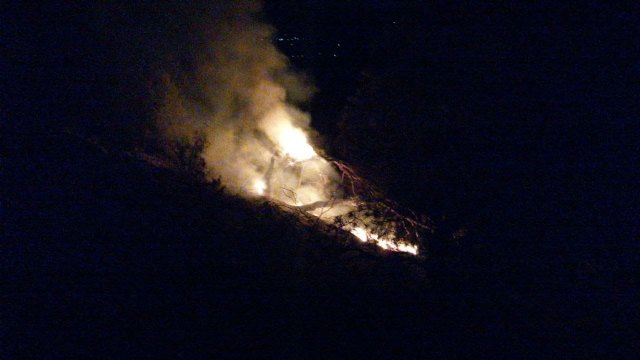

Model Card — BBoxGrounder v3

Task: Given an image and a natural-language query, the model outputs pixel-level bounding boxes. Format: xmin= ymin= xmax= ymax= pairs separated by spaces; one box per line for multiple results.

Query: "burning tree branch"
xmin=327 ymin=157 xmax=433 ymax=254
xmin=265 ymin=153 xmax=432 ymax=255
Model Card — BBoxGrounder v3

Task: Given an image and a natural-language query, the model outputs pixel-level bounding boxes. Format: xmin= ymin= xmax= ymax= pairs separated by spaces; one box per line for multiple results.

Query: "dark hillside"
xmin=3 ymin=131 xmax=432 ymax=357
xmin=3 ymin=130 xmax=637 ymax=357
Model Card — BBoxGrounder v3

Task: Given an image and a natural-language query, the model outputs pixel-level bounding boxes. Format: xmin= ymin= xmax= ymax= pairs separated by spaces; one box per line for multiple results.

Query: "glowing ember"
xmin=253 ymin=179 xmax=267 ymax=195
xmin=276 ymin=126 xmax=316 ymax=161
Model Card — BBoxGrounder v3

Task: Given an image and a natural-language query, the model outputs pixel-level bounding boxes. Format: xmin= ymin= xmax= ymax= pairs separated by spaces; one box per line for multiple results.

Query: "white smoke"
xmin=156 ymin=0 xmax=336 ymax=202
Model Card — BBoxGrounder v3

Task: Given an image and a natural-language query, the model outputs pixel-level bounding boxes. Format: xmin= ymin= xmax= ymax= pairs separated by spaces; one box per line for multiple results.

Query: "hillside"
xmin=4 ymin=129 xmax=637 ymax=357
xmin=3 ymin=131 xmax=439 ymax=357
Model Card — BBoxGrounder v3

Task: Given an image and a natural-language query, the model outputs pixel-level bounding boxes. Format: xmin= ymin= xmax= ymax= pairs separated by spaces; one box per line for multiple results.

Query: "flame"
xmin=350 ymin=227 xmax=370 ymax=242
xmin=251 ymin=107 xmax=418 ymax=255
xmin=259 ymin=106 xmax=317 ymax=162
xmin=375 ymin=239 xmax=419 ymax=255
xmin=253 ymin=179 xmax=266 ymax=195
xmin=349 ymin=226 xmax=419 ymax=255
xmin=276 ymin=126 xmax=316 ymax=161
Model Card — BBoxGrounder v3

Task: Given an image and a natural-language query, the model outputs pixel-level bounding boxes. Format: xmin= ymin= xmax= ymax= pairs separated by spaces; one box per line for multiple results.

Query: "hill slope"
xmin=3 ymin=131 xmax=637 ymax=357
xmin=2 ymin=131 xmax=437 ymax=357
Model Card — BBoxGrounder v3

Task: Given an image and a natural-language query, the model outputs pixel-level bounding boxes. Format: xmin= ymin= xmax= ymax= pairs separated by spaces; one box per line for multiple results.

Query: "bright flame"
xmin=258 ymin=106 xmax=317 ymax=161
xmin=349 ymin=227 xmax=418 ymax=255
xmin=253 ymin=179 xmax=266 ymax=195
xmin=375 ymin=239 xmax=419 ymax=255
xmin=253 ymin=107 xmax=418 ymax=255
xmin=276 ymin=126 xmax=316 ymax=161
xmin=350 ymin=227 xmax=370 ymax=242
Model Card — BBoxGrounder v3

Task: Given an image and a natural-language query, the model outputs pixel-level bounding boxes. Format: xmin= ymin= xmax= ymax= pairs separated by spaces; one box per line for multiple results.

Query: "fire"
xmin=350 ymin=227 xmax=370 ymax=242
xmin=247 ymin=125 xmax=421 ymax=255
xmin=253 ymin=179 xmax=266 ymax=195
xmin=154 ymin=6 xmax=423 ymax=258
xmin=375 ymin=239 xmax=419 ymax=255
xmin=276 ymin=126 xmax=316 ymax=161
xmin=349 ymin=227 xmax=419 ymax=255
xmin=258 ymin=106 xmax=317 ymax=162
xmin=249 ymin=101 xmax=420 ymax=255
xmin=248 ymin=114 xmax=421 ymax=256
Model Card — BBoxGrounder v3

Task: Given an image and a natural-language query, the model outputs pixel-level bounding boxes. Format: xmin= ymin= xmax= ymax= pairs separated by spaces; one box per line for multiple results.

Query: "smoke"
xmin=155 ymin=0 xmax=336 ymax=201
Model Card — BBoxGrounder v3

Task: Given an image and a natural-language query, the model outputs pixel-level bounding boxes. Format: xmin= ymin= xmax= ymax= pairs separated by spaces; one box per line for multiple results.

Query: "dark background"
xmin=3 ymin=1 xmax=639 ymax=357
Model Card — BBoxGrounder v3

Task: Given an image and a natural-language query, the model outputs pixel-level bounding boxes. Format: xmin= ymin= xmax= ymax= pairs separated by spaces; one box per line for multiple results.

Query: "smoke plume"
xmin=156 ymin=0 xmax=336 ymax=202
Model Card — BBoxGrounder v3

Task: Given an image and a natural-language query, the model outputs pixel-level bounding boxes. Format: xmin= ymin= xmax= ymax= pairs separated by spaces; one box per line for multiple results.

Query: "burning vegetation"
xmin=155 ymin=0 xmax=430 ymax=255
xmin=251 ymin=123 xmax=427 ymax=256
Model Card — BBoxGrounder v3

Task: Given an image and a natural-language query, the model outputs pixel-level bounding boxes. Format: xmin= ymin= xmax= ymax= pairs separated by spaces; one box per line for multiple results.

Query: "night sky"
xmin=3 ymin=1 xmax=639 ymax=357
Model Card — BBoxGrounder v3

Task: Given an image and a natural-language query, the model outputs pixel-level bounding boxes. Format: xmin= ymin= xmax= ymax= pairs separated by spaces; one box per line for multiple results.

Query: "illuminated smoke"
xmin=156 ymin=0 xmax=326 ymax=197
